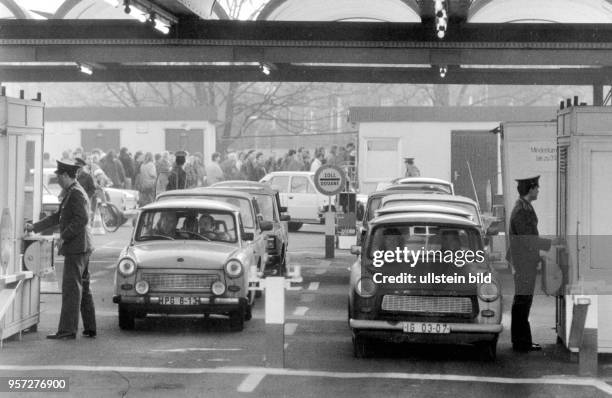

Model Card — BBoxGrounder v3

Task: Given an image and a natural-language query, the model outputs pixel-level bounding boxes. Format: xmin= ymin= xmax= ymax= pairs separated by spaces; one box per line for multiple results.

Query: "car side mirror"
xmin=279 ymin=206 xmax=288 ymax=213
xmin=243 ymin=232 xmax=254 ymax=241
xmin=280 ymin=214 xmax=291 ymax=222
xmin=350 ymin=245 xmax=362 ymax=256
xmin=260 ymin=221 xmax=273 ymax=231
xmin=485 ymin=225 xmax=499 ymax=236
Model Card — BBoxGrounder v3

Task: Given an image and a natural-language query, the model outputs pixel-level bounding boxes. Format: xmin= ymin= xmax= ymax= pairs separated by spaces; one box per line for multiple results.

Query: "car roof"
xmin=381 ymin=193 xmax=478 ymax=207
xmin=211 ymin=181 xmax=277 ymax=195
xmin=141 ymin=198 xmax=239 ymax=212
xmin=262 ymin=171 xmax=314 ymax=177
xmin=376 ymin=204 xmax=473 ymax=218
xmin=394 ymin=177 xmax=453 ymax=186
xmin=157 ymin=188 xmax=254 ymax=201
xmin=370 ymin=212 xmax=479 ymax=228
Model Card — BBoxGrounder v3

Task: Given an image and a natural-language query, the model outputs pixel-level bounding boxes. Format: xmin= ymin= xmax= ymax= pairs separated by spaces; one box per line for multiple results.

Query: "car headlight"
xmin=135 ymin=280 xmax=149 ymax=295
xmin=478 ymin=282 xmax=500 ymax=302
xmin=212 ymin=281 xmax=226 ymax=295
xmin=224 ymin=260 xmax=243 ymax=278
xmin=355 ymin=277 xmax=377 ymax=298
xmin=118 ymin=258 xmax=136 ymax=276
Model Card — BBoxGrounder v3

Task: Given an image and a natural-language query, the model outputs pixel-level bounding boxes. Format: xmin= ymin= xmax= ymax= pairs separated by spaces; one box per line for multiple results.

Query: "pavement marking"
xmin=105 ymin=264 xmax=116 ymax=270
xmin=293 ymin=306 xmax=309 ymax=316
xmin=284 ymin=323 xmax=298 ymax=336
xmin=207 ymin=359 xmax=232 ymax=362
xmin=1 ymin=365 xmax=610 ymax=395
xmin=308 ymin=282 xmax=320 ymax=291
xmin=300 ymin=294 xmax=316 ymax=303
xmin=284 ymin=343 xmax=289 ymax=350
xmin=237 ymin=373 xmax=266 ymax=393
xmin=286 ymin=286 xmax=303 ymax=291
xmin=151 ymin=348 xmax=242 ymax=353
xmin=91 ymin=271 xmax=108 ymax=278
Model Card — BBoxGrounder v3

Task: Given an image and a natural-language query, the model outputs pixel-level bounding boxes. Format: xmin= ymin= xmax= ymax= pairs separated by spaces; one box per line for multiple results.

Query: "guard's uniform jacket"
xmin=33 ymin=181 xmax=96 ymax=335
xmin=507 ymin=197 xmax=551 ymax=349
xmin=33 ymin=181 xmax=93 ymax=254
xmin=404 ymin=164 xmax=420 ymax=177
xmin=166 ymin=165 xmax=187 ymax=191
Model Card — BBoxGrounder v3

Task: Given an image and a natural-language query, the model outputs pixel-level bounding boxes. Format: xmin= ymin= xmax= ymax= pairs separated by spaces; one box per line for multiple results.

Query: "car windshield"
xmin=135 ymin=209 xmax=237 ymax=243
xmin=160 ymin=195 xmax=255 ymax=228
xmin=253 ymin=193 xmax=275 ymax=222
xmin=383 ymin=200 xmax=479 ymax=224
xmin=366 ymin=197 xmax=383 ymax=221
xmin=367 ymin=224 xmax=482 ymax=264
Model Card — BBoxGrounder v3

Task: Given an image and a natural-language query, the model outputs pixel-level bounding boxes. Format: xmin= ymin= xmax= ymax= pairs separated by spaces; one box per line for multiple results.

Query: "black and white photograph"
xmin=1 ymin=0 xmax=612 ymax=396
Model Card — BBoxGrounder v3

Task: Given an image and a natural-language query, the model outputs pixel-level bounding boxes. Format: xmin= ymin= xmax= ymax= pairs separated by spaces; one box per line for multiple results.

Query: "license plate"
xmin=160 ymin=296 xmax=199 ymax=305
xmin=402 ymin=322 xmax=450 ymax=334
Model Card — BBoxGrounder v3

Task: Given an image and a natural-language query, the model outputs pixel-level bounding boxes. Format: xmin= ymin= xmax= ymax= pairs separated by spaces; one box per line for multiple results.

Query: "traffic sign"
xmin=314 ymin=165 xmax=346 ymax=196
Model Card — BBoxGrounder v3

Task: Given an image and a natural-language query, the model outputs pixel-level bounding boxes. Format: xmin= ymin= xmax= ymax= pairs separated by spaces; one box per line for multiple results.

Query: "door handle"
xmin=453 ymin=170 xmax=460 ymax=181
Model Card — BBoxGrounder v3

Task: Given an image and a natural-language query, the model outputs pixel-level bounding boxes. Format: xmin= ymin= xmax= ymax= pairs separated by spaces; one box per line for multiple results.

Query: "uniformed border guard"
xmin=26 ymin=160 xmax=97 ymax=340
xmin=507 ymin=175 xmax=560 ymax=352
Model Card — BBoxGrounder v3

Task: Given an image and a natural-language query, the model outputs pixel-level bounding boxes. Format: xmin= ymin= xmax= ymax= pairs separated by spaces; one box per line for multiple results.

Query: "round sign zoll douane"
xmin=314 ymin=165 xmax=346 ymax=196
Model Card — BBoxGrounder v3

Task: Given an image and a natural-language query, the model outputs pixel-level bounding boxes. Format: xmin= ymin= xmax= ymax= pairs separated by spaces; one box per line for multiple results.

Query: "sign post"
xmin=314 ymin=165 xmax=346 ymax=259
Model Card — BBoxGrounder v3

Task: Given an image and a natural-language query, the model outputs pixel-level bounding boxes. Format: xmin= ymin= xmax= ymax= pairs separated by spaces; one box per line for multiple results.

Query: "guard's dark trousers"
xmin=58 ymin=253 xmax=96 ymax=334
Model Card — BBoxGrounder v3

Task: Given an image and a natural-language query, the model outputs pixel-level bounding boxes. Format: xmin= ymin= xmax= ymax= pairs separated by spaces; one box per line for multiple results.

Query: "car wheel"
xmin=229 ymin=310 xmax=245 ymax=331
xmin=118 ymin=305 xmax=135 ymax=330
xmin=100 ymin=205 xmax=121 ymax=233
xmin=352 ymin=334 xmax=370 ymax=358
xmin=479 ymin=337 xmax=498 ymax=361
xmin=288 ymin=222 xmax=303 ymax=232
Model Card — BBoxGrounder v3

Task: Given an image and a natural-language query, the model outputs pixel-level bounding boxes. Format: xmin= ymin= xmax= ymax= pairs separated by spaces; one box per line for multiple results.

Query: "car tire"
xmin=288 ymin=222 xmax=303 ymax=232
xmin=229 ymin=310 xmax=245 ymax=331
xmin=479 ymin=337 xmax=498 ymax=361
xmin=118 ymin=305 xmax=135 ymax=330
xmin=352 ymin=334 xmax=370 ymax=358
xmin=100 ymin=204 xmax=121 ymax=233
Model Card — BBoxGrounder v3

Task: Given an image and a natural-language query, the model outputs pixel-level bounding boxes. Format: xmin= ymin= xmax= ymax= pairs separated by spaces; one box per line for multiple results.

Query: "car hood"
xmin=128 ymin=241 xmax=239 ymax=269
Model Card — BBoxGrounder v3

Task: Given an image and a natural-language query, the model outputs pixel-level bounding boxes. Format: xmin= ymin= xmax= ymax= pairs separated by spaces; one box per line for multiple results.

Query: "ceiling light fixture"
xmin=77 ymin=63 xmax=93 ymax=75
xmin=435 ymin=0 xmax=448 ymax=40
xmin=439 ymin=65 xmax=448 ymax=78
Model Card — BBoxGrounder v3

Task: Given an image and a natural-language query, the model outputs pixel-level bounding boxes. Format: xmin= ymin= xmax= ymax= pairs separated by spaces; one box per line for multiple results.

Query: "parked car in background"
xmin=156 ymin=187 xmax=271 ymax=277
xmin=112 ymin=199 xmax=257 ymax=331
xmin=375 ymin=177 xmax=455 ymax=195
xmin=211 ymin=181 xmax=290 ymax=276
xmin=260 ymin=171 xmax=333 ymax=231
xmin=348 ymin=210 xmax=502 ymax=360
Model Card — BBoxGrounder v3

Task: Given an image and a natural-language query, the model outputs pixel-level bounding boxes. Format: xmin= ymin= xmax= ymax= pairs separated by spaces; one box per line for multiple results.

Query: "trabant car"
xmin=211 ymin=181 xmax=290 ymax=276
xmin=375 ymin=177 xmax=455 ymax=194
xmin=156 ymin=188 xmax=271 ymax=276
xmin=348 ymin=211 xmax=502 ymax=360
xmin=112 ymin=199 xmax=257 ymax=331
xmin=260 ymin=171 xmax=332 ymax=231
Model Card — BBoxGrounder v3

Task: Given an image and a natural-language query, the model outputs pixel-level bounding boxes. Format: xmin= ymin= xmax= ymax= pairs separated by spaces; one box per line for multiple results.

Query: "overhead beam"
xmin=0 ymin=64 xmax=609 ymax=84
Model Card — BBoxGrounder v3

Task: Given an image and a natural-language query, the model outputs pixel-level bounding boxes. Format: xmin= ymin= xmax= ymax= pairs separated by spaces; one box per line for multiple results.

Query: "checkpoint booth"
xmin=555 ymin=105 xmax=612 ymax=359
xmin=0 ymin=92 xmax=53 ymax=344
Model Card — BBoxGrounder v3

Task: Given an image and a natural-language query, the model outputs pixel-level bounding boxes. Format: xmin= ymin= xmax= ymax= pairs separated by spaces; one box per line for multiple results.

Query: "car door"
xmin=250 ymin=198 xmax=267 ymax=271
xmin=268 ymin=175 xmax=290 ymax=208
xmin=288 ymin=175 xmax=319 ymax=220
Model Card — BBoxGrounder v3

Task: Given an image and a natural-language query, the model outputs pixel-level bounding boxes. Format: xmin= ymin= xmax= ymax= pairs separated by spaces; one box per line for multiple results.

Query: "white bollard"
xmin=264 ymin=277 xmax=285 ymax=368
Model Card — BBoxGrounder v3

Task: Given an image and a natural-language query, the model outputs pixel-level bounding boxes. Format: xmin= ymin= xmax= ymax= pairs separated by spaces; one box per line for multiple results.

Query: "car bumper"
xmin=350 ymin=319 xmax=501 ymax=344
xmin=350 ymin=319 xmax=502 ymax=333
xmin=113 ymin=295 xmax=247 ymax=313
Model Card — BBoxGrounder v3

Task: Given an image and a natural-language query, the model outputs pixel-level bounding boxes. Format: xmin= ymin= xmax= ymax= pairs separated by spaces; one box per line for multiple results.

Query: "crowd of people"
xmin=44 ymin=142 xmax=357 ymax=207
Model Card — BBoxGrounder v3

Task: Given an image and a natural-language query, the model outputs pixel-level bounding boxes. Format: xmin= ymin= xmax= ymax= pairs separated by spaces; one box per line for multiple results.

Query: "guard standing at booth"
xmin=404 ymin=157 xmax=420 ymax=177
xmin=507 ymin=175 xmax=560 ymax=352
xmin=25 ymin=160 xmax=97 ymax=340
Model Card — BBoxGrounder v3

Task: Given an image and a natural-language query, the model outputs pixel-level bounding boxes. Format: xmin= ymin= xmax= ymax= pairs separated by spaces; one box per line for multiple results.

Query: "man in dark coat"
xmin=26 ymin=160 xmax=97 ymax=339
xmin=507 ymin=175 xmax=559 ymax=352
xmin=166 ymin=150 xmax=187 ymax=191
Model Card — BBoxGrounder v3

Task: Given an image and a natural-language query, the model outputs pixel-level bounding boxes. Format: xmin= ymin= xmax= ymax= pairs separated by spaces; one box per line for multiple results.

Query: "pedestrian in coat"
xmin=507 ymin=175 xmax=561 ymax=352
xmin=403 ymin=157 xmax=420 ymax=177
xmin=26 ymin=160 xmax=96 ymax=339
xmin=166 ymin=151 xmax=187 ymax=191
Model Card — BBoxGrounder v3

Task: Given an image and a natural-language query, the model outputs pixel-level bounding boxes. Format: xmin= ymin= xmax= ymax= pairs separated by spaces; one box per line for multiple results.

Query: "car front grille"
xmin=381 ymin=295 xmax=473 ymax=315
xmin=142 ymin=273 xmax=219 ymax=292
